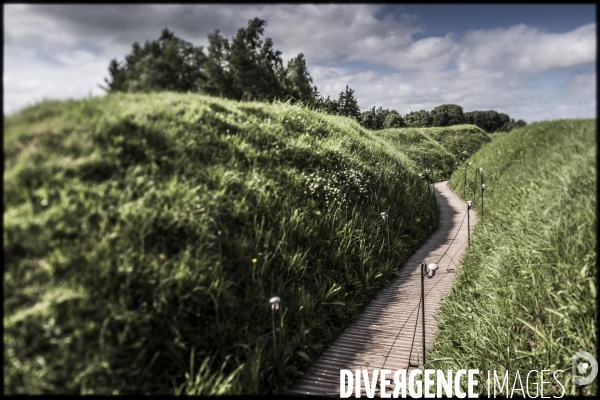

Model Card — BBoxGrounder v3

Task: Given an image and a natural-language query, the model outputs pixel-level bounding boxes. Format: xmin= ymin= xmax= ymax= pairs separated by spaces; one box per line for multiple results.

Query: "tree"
xmin=358 ymin=107 xmax=405 ymax=130
xmin=383 ymin=110 xmax=405 ymax=128
xmin=360 ymin=107 xmax=376 ymax=129
xmin=464 ymin=111 xmax=474 ymax=125
xmin=101 ymin=59 xmax=126 ymax=92
xmin=499 ymin=118 xmax=527 ymax=132
xmin=101 ymin=28 xmax=206 ymax=93
xmin=281 ymin=53 xmax=318 ymax=105
xmin=373 ymin=106 xmax=387 ymax=129
xmin=102 ymin=19 xmax=320 ymax=107
xmin=464 ymin=110 xmax=525 ymax=132
xmin=228 ymin=18 xmax=285 ymax=101
xmin=338 ymin=85 xmax=360 ymax=119
xmin=199 ymin=30 xmax=233 ymax=98
xmin=431 ymin=104 xmax=465 ymax=127
xmin=316 ymin=95 xmax=339 ymax=115
xmin=404 ymin=110 xmax=433 ymax=128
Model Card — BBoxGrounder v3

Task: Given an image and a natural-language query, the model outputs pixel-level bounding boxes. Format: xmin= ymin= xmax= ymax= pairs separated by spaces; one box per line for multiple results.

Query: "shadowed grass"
xmin=428 ymin=119 xmax=596 ymax=397
xmin=4 ymin=92 xmax=488 ymax=395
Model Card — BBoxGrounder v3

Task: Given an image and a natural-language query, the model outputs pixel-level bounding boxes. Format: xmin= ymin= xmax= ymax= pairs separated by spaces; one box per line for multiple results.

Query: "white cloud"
xmin=459 ymin=23 xmax=596 ymax=73
xmin=258 ymin=4 xmax=424 ymax=64
xmin=2 ymin=4 xmax=596 ymax=122
xmin=309 ymin=66 xmax=342 ymax=82
xmin=3 ymin=36 xmax=108 ymax=115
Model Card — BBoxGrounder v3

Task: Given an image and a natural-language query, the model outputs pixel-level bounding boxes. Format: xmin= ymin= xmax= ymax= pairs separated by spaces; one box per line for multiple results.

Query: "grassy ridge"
xmin=4 ymin=92 xmax=488 ymax=394
xmin=428 ymin=119 xmax=596 ymax=396
xmin=375 ymin=125 xmax=490 ymax=182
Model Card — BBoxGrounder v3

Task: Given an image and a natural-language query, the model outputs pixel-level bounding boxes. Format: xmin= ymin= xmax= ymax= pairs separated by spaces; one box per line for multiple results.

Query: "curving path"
xmin=288 ymin=181 xmax=477 ymax=397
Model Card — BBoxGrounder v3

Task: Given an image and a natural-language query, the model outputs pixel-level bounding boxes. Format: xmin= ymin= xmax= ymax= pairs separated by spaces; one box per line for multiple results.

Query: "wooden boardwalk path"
xmin=288 ymin=181 xmax=476 ymax=397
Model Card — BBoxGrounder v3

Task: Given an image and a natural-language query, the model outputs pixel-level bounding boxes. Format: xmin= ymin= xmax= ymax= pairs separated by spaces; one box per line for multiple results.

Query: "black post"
xmin=386 ymin=218 xmax=390 ymax=256
xmin=467 ymin=203 xmax=471 ymax=245
xmin=269 ymin=297 xmax=281 ymax=388
xmin=480 ymin=170 xmax=485 ymax=220
xmin=481 ymin=184 xmax=486 ymax=220
xmin=421 ymin=262 xmax=426 ymax=368
xmin=271 ymin=306 xmax=278 ymax=360
xmin=463 ymin=163 xmax=467 ymax=197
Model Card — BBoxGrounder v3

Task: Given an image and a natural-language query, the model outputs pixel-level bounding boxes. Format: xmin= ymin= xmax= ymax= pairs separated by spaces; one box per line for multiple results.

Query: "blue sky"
xmin=383 ymin=4 xmax=596 ymax=37
xmin=3 ymin=4 xmax=596 ymax=122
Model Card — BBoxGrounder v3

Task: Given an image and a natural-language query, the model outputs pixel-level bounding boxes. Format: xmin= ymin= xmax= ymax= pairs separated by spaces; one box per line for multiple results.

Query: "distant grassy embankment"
xmin=377 ymin=124 xmax=490 ymax=180
xmin=4 ymin=92 xmax=488 ymax=395
xmin=428 ymin=119 xmax=596 ymax=396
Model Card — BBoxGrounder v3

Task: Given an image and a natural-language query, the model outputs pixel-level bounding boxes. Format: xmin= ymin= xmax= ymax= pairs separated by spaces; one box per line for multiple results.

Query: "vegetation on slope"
xmin=377 ymin=125 xmax=491 ymax=181
xmin=428 ymin=119 xmax=596 ymax=396
xmin=4 ymin=92 xmax=488 ymax=394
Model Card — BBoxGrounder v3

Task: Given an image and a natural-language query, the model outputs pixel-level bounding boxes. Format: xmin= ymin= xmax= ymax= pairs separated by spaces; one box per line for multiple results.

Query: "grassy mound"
xmin=4 ymin=92 xmax=488 ymax=395
xmin=428 ymin=119 xmax=596 ymax=396
xmin=376 ymin=125 xmax=490 ymax=181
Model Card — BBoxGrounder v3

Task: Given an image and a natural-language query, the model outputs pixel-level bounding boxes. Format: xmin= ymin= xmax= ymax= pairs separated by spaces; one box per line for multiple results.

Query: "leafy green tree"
xmin=500 ymin=118 xmax=527 ymax=132
xmin=281 ymin=53 xmax=318 ymax=105
xmin=431 ymin=104 xmax=465 ymax=127
xmin=315 ymin=95 xmax=339 ymax=115
xmin=373 ymin=106 xmax=387 ymax=129
xmin=199 ymin=30 xmax=233 ymax=98
xmin=101 ymin=59 xmax=126 ymax=92
xmin=464 ymin=110 xmax=525 ymax=133
xmin=103 ymin=19 xmax=319 ymax=107
xmin=338 ymin=85 xmax=360 ymax=119
xmin=383 ymin=110 xmax=405 ymax=128
xmin=463 ymin=111 xmax=474 ymax=125
xmin=404 ymin=110 xmax=433 ymax=128
xmin=359 ymin=107 xmax=404 ymax=130
xmin=101 ymin=28 xmax=206 ymax=93
xmin=228 ymin=18 xmax=285 ymax=101
xmin=360 ymin=107 xmax=376 ymax=129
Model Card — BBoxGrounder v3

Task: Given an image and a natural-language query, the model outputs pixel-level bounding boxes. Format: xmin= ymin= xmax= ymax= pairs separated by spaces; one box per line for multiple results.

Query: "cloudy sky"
xmin=3 ymin=4 xmax=596 ymax=122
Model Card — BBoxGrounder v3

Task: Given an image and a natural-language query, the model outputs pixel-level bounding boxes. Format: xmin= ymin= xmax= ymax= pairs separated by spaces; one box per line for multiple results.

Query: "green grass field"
xmin=3 ymin=92 xmax=490 ymax=394
xmin=428 ymin=119 xmax=596 ymax=396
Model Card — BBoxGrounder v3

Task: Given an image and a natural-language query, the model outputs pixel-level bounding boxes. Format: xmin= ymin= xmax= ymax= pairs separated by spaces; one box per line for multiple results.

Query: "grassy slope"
xmin=428 ymin=119 xmax=596 ymax=396
xmin=375 ymin=125 xmax=490 ymax=182
xmin=4 ymin=92 xmax=489 ymax=394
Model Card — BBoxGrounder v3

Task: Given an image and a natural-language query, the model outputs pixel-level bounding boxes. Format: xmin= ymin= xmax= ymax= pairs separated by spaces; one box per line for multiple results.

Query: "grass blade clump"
xmin=428 ymin=119 xmax=596 ymax=397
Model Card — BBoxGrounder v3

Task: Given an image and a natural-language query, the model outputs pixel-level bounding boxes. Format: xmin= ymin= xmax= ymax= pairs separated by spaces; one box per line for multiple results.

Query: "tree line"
xmin=400 ymin=105 xmax=527 ymax=133
xmin=102 ymin=18 xmax=526 ymax=134
xmin=353 ymin=103 xmax=526 ymax=133
xmin=103 ymin=19 xmax=318 ymax=105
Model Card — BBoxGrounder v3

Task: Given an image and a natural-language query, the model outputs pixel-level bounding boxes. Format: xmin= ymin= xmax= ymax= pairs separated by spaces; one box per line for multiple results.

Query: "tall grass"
xmin=4 ymin=92 xmax=488 ymax=394
xmin=376 ymin=125 xmax=489 ymax=181
xmin=428 ymin=119 xmax=596 ymax=396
